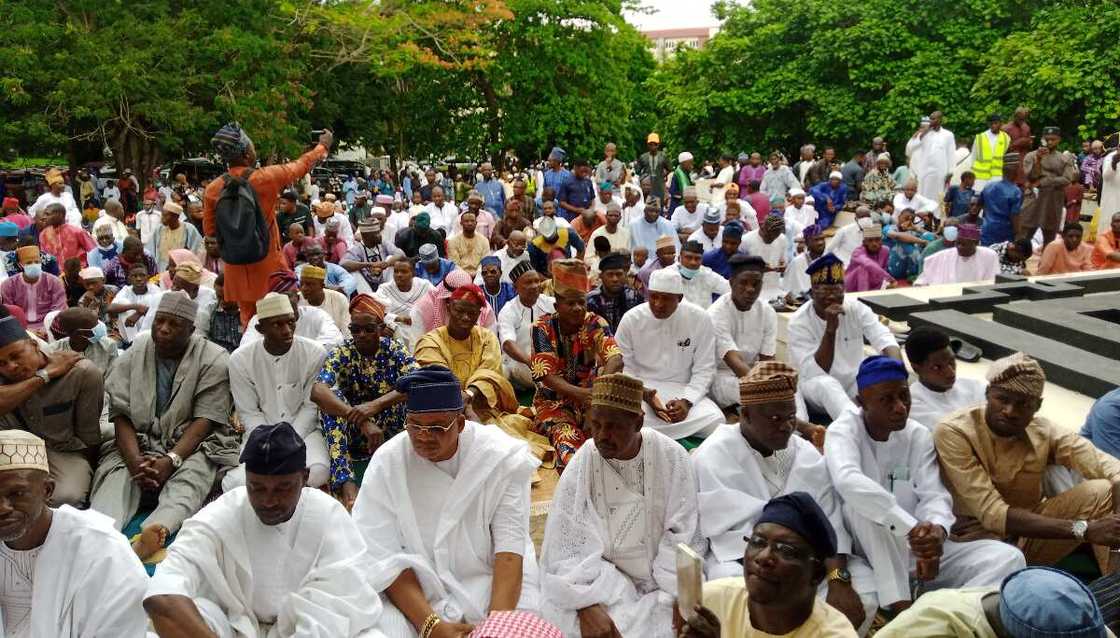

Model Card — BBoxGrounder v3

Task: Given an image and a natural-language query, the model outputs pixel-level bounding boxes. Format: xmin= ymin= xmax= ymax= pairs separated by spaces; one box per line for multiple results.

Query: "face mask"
xmin=943 ymin=226 xmax=959 ymax=242
xmin=857 ymin=216 xmax=873 ymax=229
xmin=22 ymin=263 xmax=42 ymax=278
xmin=678 ymin=265 xmax=699 ymax=280
xmin=913 ymin=219 xmax=926 ymax=230
xmin=91 ymin=321 xmax=108 ymax=340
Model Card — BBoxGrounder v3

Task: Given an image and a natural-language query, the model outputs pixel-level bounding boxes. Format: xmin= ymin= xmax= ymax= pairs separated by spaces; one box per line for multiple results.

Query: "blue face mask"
xmin=678 ymin=264 xmax=699 ymax=280
xmin=943 ymin=226 xmax=959 ymax=242
xmin=91 ymin=321 xmax=108 ymax=340
xmin=22 ymin=263 xmax=42 ymax=279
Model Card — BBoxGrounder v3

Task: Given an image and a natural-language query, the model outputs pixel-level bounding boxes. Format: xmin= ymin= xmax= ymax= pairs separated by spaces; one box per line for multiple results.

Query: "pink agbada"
xmin=0 ymin=273 xmax=67 ymax=329
xmin=915 ymin=246 xmax=1000 ymax=285
xmin=845 ymin=246 xmax=891 ymax=292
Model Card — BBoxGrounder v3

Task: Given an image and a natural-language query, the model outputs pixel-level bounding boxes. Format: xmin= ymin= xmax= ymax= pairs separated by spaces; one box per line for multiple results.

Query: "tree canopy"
xmin=648 ymin=0 xmax=1120 ymax=161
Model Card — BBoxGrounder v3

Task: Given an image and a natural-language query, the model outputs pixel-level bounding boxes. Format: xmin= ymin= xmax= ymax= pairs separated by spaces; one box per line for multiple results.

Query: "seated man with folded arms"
xmin=0 ymin=430 xmax=148 ymax=637
xmin=225 ymin=292 xmax=328 ymax=491
xmin=705 ymin=255 xmax=777 ymax=412
xmin=825 ymin=356 xmax=1024 ymax=616
xmin=145 ymin=422 xmax=385 ymax=638
xmin=904 ymin=326 xmax=986 ymax=430
xmin=0 ymin=312 xmax=103 ymax=506
xmin=90 ymin=291 xmax=240 ymax=560
xmin=788 ymin=254 xmax=900 ymax=420
xmin=692 ymin=362 xmax=876 ymax=633
xmin=934 ymin=353 xmax=1120 ymax=576
xmin=353 ymin=365 xmax=540 ymax=637
xmin=677 ymin=493 xmax=858 ymax=638
xmin=540 ymin=373 xmax=704 ymax=638
xmin=310 ymin=294 xmax=414 ymax=509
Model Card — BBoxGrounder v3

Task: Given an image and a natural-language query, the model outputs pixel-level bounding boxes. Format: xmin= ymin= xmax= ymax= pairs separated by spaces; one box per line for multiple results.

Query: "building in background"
xmin=641 ymin=26 xmax=718 ymax=61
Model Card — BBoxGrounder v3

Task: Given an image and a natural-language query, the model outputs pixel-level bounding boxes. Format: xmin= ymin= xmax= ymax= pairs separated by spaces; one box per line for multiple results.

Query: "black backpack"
xmin=214 ymin=169 xmax=270 ymax=265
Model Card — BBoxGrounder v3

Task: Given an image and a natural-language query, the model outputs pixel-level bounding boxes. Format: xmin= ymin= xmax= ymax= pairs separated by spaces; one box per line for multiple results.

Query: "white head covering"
xmin=678 ymin=151 xmax=694 ymax=163
xmin=649 ymin=268 xmax=684 ymax=295
xmin=255 ymin=292 xmax=294 ymax=320
xmin=789 ymin=188 xmax=805 ymax=198
xmin=829 ymin=171 xmax=843 ymax=180
xmin=0 ymin=430 xmax=49 ymax=473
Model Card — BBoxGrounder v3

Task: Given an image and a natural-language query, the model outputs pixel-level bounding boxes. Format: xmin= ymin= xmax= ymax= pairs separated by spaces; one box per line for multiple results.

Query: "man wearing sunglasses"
xmin=677 ymin=492 xmax=858 ymax=637
xmin=353 ymin=364 xmax=540 ymax=638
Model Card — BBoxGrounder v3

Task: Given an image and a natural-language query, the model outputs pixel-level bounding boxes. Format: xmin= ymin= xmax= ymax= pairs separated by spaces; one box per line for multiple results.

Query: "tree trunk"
xmin=475 ymin=72 xmax=503 ymax=168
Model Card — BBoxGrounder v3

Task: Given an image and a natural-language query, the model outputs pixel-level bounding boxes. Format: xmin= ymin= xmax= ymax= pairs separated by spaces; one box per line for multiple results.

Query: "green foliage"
xmin=648 ymin=0 xmax=1120 ymax=160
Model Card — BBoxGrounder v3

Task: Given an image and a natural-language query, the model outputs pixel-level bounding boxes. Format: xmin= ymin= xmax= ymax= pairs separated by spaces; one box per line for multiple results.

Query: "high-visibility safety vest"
xmin=972 ymin=130 xmax=1011 ymax=180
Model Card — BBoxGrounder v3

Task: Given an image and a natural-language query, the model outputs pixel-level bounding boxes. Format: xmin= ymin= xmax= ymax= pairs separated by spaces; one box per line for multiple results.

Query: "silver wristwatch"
xmin=165 ymin=451 xmax=183 ymax=469
xmin=34 ymin=369 xmax=50 ymax=384
xmin=1072 ymin=519 xmax=1089 ymax=541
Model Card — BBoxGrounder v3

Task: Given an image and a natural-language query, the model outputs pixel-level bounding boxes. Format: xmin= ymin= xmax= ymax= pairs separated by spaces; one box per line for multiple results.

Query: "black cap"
xmin=757 ymin=492 xmax=838 ymax=560
xmin=598 ymin=252 xmax=628 ymax=272
xmin=240 ymin=422 xmax=306 ymax=475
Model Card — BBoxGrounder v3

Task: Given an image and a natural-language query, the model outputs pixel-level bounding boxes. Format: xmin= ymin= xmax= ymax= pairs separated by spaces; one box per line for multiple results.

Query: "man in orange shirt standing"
xmin=203 ymin=124 xmax=331 ymax=325
xmin=1092 ymin=211 xmax=1120 ymax=270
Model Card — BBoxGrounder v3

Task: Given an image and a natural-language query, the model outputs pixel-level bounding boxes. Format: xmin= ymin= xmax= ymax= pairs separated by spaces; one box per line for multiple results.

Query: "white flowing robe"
xmin=0 ymin=506 xmax=148 ymax=637
xmin=825 ymin=408 xmax=1024 ymax=605
xmin=147 ymin=487 xmax=384 ymax=638
xmin=241 ymin=305 xmax=343 ymax=349
xmin=908 ymin=378 xmax=986 ymax=431
xmin=352 ymin=422 xmax=540 ymax=631
xmin=914 ymin=247 xmax=999 ymax=286
xmin=615 ymin=302 xmax=723 ymax=440
xmin=705 ymin=294 xmax=776 ymax=408
xmin=906 ymin=127 xmax=956 ymax=204
xmin=539 ymin=429 xmax=704 ymax=638
xmin=225 ymin=336 xmax=329 ymax=490
xmin=1101 ymin=151 xmax=1120 ymax=227
xmin=680 ymin=266 xmax=730 ymax=310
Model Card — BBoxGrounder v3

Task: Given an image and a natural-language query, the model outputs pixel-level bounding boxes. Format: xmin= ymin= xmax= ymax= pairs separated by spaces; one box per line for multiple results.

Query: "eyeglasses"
xmin=745 ymin=534 xmax=816 ymax=563
xmin=349 ymin=324 xmax=381 ymax=334
xmin=405 ymin=415 xmax=458 ymax=435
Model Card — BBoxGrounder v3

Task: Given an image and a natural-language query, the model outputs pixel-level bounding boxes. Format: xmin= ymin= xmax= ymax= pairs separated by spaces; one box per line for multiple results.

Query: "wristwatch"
xmin=34 ymin=369 xmax=50 ymax=384
xmin=827 ymin=567 xmax=852 ymax=584
xmin=1072 ymin=519 xmax=1089 ymax=541
xmin=165 ymin=451 xmax=183 ymax=469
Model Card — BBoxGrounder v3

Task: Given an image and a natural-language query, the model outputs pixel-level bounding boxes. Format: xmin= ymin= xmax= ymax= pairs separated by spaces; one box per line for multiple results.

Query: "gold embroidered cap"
xmin=740 ymin=361 xmax=799 ymax=406
xmin=986 ymin=352 xmax=1046 ymax=398
xmin=0 ymin=430 xmax=49 ymax=473
xmin=591 ymin=373 xmax=645 ymax=416
xmin=300 ymin=265 xmax=327 ymax=282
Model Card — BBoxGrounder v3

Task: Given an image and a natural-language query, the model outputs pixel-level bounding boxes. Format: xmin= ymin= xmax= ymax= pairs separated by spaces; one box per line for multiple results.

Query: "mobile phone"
xmin=676 ymin=544 xmax=704 ymax=622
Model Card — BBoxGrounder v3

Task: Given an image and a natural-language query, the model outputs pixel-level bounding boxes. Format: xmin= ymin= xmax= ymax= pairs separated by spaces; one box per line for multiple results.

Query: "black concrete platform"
xmin=993 ymin=295 xmax=1120 ymax=361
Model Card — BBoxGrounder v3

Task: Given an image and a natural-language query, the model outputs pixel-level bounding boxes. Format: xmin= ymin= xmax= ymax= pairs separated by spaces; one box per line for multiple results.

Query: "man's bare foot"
xmin=132 ymin=524 xmax=169 ymax=559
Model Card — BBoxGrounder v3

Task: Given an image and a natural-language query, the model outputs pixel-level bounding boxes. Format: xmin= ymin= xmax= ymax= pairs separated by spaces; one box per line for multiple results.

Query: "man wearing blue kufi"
xmin=352 ymin=365 xmax=541 ymax=636
xmin=822 ymin=356 xmax=1025 ymax=617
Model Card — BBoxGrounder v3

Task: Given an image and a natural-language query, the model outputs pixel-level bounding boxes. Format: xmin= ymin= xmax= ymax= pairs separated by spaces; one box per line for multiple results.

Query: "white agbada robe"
xmin=788 ymin=298 xmax=898 ymax=419
xmin=705 ymin=294 xmax=777 ymax=408
xmin=741 ymin=230 xmax=789 ymax=302
xmin=497 ymin=294 xmax=555 ymax=388
xmin=374 ymin=278 xmax=432 ymax=350
xmin=425 ymin=202 xmax=458 ymax=233
xmin=1101 ymin=151 xmax=1120 ymax=227
xmin=353 ymin=422 xmax=540 ymax=634
xmin=146 ymin=488 xmax=385 ymax=638
xmin=670 ymin=203 xmax=710 ymax=233
xmin=914 ymin=246 xmax=999 ymax=286
xmin=615 ymin=302 xmax=723 ymax=440
xmin=241 ymin=305 xmax=343 ymax=349
xmin=908 ymin=377 xmax=986 ymax=431
xmin=224 ymin=336 xmax=329 ymax=491
xmin=828 ymin=221 xmax=865 ymax=266
xmin=680 ymin=265 xmax=730 ymax=310
xmin=27 ymin=191 xmax=82 ymax=227
xmin=783 ymin=250 xmax=822 ymax=297
xmin=824 ymin=407 xmax=1025 ymax=605
xmin=685 ymin=227 xmax=721 ymax=252
xmin=905 ymin=127 xmax=956 ymax=205
xmin=692 ymin=425 xmax=879 ymax=631
xmin=540 ymin=429 xmax=704 ymax=638
xmin=0 ymin=506 xmax=147 ymax=638
xmin=109 ymin=283 xmax=163 ymax=344
xmin=785 ymin=203 xmax=818 ymax=230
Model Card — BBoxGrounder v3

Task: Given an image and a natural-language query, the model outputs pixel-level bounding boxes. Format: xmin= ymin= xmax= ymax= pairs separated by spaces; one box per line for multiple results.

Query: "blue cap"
xmin=756 ymin=492 xmax=837 ymax=560
xmin=396 ymin=365 xmax=464 ymax=413
xmin=548 ymin=146 xmax=567 ymax=161
xmin=0 ymin=221 xmax=17 ymax=238
xmin=480 ymin=255 xmax=501 ymax=268
xmin=856 ymin=355 xmax=908 ymax=391
xmin=722 ymin=221 xmax=744 ymax=239
xmin=999 ymin=567 xmax=1106 ymax=638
